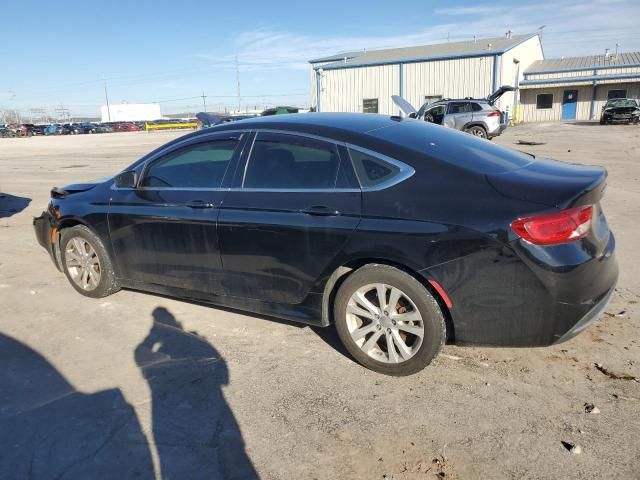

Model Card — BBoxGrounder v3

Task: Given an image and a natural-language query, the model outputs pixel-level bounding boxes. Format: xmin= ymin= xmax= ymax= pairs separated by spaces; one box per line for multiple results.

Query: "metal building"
xmin=100 ymin=103 xmax=162 ymax=123
xmin=309 ymin=34 xmax=543 ymax=120
xmin=519 ymin=53 xmax=640 ymax=122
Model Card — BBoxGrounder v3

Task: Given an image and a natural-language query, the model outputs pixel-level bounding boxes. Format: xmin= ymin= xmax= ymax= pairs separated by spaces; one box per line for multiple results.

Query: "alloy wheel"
xmin=65 ymin=237 xmax=101 ymax=291
xmin=346 ymin=283 xmax=424 ymax=363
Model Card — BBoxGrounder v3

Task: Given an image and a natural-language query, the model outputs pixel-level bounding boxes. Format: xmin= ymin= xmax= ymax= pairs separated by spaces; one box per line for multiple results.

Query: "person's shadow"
xmin=135 ymin=307 xmax=258 ymax=480
xmin=0 ymin=333 xmax=155 ymax=479
xmin=0 ymin=193 xmax=31 ymax=218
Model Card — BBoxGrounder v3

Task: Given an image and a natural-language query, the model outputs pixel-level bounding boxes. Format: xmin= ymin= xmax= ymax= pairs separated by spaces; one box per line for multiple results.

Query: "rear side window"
xmin=471 ymin=103 xmax=483 ymax=112
xmin=448 ymin=102 xmax=472 ymax=114
xmin=243 ymin=132 xmax=340 ymax=189
xmin=141 ymin=139 xmax=238 ymax=188
xmin=348 ymin=148 xmax=402 ymax=188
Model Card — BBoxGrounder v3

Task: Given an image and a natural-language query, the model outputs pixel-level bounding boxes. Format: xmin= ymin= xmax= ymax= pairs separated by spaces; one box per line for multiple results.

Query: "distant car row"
xmin=0 ymin=119 xmax=201 ymax=138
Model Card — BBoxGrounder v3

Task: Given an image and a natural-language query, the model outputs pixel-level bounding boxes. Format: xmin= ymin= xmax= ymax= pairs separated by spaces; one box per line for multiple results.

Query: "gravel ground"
xmin=1 ymin=124 xmax=639 ymax=479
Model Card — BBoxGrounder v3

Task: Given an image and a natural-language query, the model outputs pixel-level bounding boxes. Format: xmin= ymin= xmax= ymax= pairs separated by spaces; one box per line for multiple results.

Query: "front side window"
xmin=243 ymin=132 xmax=340 ymax=189
xmin=141 ymin=139 xmax=238 ymax=188
xmin=363 ymin=98 xmax=379 ymax=114
xmin=536 ymin=93 xmax=553 ymax=109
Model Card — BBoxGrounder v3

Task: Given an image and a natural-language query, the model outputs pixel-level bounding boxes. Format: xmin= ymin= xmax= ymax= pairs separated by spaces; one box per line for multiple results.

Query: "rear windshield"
xmin=370 ymin=119 xmax=533 ymax=174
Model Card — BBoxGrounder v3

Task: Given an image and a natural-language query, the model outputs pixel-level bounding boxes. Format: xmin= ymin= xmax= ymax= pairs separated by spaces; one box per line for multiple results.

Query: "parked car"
xmin=111 ymin=122 xmax=140 ymax=132
xmin=392 ymin=86 xmax=514 ymax=139
xmin=3 ymin=124 xmax=33 ymax=137
xmin=29 ymin=125 xmax=47 ymax=135
xmin=44 ymin=124 xmax=63 ymax=135
xmin=61 ymin=124 xmax=82 ymax=135
xmin=33 ymin=113 xmax=617 ymax=375
xmin=600 ymin=98 xmax=640 ymax=124
xmin=94 ymin=124 xmax=113 ymax=133
xmin=195 ymin=112 xmax=257 ymax=129
xmin=77 ymin=123 xmax=98 ymax=134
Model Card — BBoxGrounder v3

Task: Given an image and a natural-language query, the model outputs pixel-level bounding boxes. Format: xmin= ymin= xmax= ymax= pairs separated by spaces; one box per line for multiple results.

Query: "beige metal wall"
xmin=401 ymin=56 xmax=494 ymax=111
xmin=499 ymin=36 xmax=544 ymax=117
xmin=520 ymin=81 xmax=640 ymax=122
xmin=317 ymin=64 xmax=400 ymax=114
xmin=310 ymin=36 xmax=543 ymax=116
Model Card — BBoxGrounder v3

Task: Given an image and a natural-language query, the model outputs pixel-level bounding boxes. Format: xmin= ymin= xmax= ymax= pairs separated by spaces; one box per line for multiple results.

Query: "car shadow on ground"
xmin=0 ymin=307 xmax=258 ymax=480
xmin=0 ymin=193 xmax=31 ymax=218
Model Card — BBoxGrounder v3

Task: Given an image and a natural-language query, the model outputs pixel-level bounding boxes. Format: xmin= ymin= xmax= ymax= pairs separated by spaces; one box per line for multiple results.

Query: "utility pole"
xmin=235 ymin=56 xmax=241 ymax=113
xmin=200 ymin=92 xmax=207 ymax=112
xmin=103 ymin=76 xmax=111 ymax=122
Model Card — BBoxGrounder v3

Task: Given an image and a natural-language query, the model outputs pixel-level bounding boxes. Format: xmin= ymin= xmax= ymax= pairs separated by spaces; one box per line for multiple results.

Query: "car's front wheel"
xmin=60 ymin=225 xmax=120 ymax=298
xmin=334 ymin=264 xmax=446 ymax=376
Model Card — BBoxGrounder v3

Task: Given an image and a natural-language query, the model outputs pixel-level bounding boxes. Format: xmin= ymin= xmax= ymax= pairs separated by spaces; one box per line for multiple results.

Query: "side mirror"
xmin=114 ymin=170 xmax=137 ymax=188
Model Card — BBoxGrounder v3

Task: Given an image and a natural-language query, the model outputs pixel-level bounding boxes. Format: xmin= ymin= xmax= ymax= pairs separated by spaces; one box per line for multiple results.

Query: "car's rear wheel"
xmin=465 ymin=125 xmax=487 ymax=138
xmin=334 ymin=264 xmax=446 ymax=376
xmin=60 ymin=225 xmax=120 ymax=298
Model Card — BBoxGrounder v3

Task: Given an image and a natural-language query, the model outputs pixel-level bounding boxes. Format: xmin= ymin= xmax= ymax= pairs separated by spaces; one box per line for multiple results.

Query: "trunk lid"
xmin=485 ymin=157 xmax=607 ymax=209
xmin=486 ymin=85 xmax=515 ymax=105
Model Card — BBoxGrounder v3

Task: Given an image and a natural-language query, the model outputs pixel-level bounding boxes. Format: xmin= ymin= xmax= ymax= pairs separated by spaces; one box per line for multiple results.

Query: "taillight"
xmin=488 ymin=111 xmax=501 ymax=117
xmin=511 ymin=205 xmax=593 ymax=245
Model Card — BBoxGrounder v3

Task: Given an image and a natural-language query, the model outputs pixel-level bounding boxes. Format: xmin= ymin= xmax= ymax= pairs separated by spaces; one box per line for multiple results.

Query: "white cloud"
xmin=194 ymin=0 xmax=640 ymax=71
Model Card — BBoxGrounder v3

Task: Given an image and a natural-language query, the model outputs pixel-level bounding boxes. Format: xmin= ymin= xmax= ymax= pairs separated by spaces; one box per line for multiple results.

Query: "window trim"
xmin=536 ymin=93 xmax=554 ymax=110
xmin=240 ymin=130 xmax=346 ymax=191
xmin=236 ymin=129 xmax=413 ymax=193
xmin=363 ymin=98 xmax=379 ymax=114
xmin=347 ymin=145 xmax=415 ymax=192
xmin=129 ymin=131 xmax=245 ymax=191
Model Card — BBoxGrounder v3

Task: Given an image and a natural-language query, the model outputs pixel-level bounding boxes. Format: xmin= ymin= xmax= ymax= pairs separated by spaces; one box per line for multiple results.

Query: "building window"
xmin=608 ymin=89 xmax=627 ymax=99
xmin=363 ymin=98 xmax=379 ymax=113
xmin=536 ymin=93 xmax=553 ymax=109
xmin=424 ymin=95 xmax=442 ymax=105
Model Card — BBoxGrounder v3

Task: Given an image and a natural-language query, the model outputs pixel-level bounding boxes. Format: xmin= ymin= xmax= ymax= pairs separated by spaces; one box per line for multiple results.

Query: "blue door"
xmin=562 ymin=90 xmax=578 ymax=120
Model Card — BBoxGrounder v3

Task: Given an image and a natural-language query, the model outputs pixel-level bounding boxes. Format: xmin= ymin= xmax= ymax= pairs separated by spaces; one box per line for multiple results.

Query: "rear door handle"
xmin=301 ymin=205 xmax=340 ymax=216
xmin=186 ymin=200 xmax=216 ymax=209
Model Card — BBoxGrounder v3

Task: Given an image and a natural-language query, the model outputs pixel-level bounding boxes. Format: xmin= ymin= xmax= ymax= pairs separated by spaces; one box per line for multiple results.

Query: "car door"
xmin=108 ymin=132 xmax=245 ymax=295
xmin=445 ymin=101 xmax=473 ymax=130
xmin=217 ymin=131 xmax=362 ymax=304
xmin=423 ymin=104 xmax=446 ymax=125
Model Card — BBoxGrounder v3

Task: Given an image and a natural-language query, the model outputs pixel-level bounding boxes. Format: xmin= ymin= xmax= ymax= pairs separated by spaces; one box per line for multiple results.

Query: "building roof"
xmin=526 ymin=52 xmax=640 ymax=73
xmin=309 ymin=34 xmax=537 ymax=69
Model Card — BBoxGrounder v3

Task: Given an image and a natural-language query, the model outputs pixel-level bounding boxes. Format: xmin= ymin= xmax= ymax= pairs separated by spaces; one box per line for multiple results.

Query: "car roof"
xmin=201 ymin=112 xmax=403 ymax=137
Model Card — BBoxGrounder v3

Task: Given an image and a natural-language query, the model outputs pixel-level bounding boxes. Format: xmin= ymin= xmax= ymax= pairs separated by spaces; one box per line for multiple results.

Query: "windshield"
xmin=606 ymin=99 xmax=637 ymax=108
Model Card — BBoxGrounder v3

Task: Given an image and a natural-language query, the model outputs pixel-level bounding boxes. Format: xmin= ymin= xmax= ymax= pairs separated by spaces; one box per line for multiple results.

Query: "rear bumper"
xmin=553 ymin=285 xmax=615 ymax=344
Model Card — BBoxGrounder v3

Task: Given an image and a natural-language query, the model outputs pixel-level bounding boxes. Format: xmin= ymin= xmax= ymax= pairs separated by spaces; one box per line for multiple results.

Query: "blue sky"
xmin=2 ymin=0 xmax=639 ymax=117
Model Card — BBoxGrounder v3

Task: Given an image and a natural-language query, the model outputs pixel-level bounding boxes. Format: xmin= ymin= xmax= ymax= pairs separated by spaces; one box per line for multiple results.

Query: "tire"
xmin=464 ymin=125 xmax=488 ymax=138
xmin=600 ymin=118 xmax=606 ymax=125
xmin=60 ymin=225 xmax=120 ymax=298
xmin=333 ymin=264 xmax=446 ymax=376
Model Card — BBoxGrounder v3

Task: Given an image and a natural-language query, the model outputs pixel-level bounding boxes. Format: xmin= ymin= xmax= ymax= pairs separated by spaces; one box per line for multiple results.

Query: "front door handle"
xmin=186 ymin=200 xmax=215 ymax=209
xmin=301 ymin=205 xmax=340 ymax=216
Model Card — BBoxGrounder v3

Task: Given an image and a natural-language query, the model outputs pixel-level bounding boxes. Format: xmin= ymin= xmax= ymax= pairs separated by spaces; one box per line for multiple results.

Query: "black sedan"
xmin=33 ymin=113 xmax=618 ymax=375
xmin=600 ymin=98 xmax=640 ymax=124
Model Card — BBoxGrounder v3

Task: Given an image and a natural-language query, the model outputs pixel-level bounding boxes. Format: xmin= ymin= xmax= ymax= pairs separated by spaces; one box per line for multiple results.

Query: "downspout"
xmin=398 ymin=63 xmax=404 ymax=116
xmin=492 ymin=54 xmax=500 ymax=93
xmin=590 ymin=69 xmax=598 ymax=120
xmin=315 ymin=68 xmax=322 ymax=113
